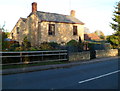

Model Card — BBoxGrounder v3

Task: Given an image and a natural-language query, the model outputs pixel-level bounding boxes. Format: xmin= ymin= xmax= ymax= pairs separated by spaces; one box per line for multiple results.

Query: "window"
xmin=73 ymin=26 xmax=77 ymax=35
xmin=16 ymin=27 xmax=20 ymax=34
xmin=11 ymin=33 xmax=14 ymax=39
xmin=48 ymin=24 xmax=55 ymax=36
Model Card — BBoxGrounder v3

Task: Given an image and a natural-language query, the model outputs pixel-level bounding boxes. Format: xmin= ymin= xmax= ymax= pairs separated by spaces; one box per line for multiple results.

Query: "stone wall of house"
xmin=27 ymin=14 xmax=40 ymax=46
xmin=11 ymin=14 xmax=84 ymax=47
xmin=40 ymin=21 xmax=84 ymax=44
xmin=96 ymin=49 xmax=118 ymax=58
xmin=10 ymin=18 xmax=27 ymax=45
xmin=69 ymin=51 xmax=90 ymax=61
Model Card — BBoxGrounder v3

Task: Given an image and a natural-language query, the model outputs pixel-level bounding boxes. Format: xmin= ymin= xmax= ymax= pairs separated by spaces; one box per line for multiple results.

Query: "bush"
xmin=39 ymin=42 xmax=53 ymax=50
xmin=2 ymin=41 xmax=10 ymax=51
xmin=15 ymin=47 xmax=24 ymax=51
xmin=49 ymin=42 xmax=60 ymax=49
xmin=22 ymin=37 xmax=31 ymax=48
xmin=29 ymin=47 xmax=38 ymax=51
xmin=66 ymin=40 xmax=78 ymax=46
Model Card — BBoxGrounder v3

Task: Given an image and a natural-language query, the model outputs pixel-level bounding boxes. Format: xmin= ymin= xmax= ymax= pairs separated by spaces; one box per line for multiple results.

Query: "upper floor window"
xmin=73 ymin=26 xmax=78 ymax=35
xmin=16 ymin=27 xmax=20 ymax=34
xmin=48 ymin=24 xmax=55 ymax=36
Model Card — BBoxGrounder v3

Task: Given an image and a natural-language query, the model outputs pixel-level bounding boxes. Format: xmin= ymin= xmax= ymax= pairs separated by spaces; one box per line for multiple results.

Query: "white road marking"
xmin=78 ymin=70 xmax=120 ymax=84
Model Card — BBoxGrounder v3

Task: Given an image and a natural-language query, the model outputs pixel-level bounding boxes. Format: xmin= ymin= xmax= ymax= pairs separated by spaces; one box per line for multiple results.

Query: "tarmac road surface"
xmin=2 ymin=57 xmax=120 ymax=90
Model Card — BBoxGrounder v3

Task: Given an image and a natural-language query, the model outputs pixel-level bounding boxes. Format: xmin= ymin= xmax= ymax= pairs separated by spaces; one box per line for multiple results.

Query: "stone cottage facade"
xmin=10 ymin=2 xmax=84 ymax=46
xmin=10 ymin=18 xmax=27 ymax=44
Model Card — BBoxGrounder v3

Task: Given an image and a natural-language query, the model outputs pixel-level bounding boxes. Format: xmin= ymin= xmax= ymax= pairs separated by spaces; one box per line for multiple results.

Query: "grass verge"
xmin=2 ymin=61 xmax=69 ymax=69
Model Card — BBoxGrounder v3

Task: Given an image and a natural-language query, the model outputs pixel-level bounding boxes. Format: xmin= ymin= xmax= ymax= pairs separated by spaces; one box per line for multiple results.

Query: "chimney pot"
xmin=32 ymin=2 xmax=37 ymax=13
xmin=70 ymin=10 xmax=75 ymax=17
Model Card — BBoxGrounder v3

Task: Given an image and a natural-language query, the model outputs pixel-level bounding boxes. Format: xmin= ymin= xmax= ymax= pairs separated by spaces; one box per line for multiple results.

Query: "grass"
xmin=2 ymin=61 xmax=69 ymax=69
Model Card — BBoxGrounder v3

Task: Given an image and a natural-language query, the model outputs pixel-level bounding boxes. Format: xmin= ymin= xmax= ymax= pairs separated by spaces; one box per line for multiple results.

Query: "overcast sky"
xmin=0 ymin=0 xmax=119 ymax=35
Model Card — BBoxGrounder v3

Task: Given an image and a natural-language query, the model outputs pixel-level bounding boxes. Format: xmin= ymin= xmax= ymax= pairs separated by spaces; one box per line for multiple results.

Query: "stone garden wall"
xmin=96 ymin=49 xmax=118 ymax=58
xmin=69 ymin=51 xmax=90 ymax=61
xmin=69 ymin=49 xmax=119 ymax=62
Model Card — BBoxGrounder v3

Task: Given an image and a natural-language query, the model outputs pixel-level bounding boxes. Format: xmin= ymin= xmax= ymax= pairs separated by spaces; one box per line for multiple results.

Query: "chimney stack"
xmin=70 ymin=10 xmax=75 ymax=17
xmin=32 ymin=2 xmax=37 ymax=13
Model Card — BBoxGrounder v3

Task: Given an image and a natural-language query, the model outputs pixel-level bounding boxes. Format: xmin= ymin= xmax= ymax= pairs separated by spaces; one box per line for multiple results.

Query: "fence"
xmin=0 ymin=50 xmax=68 ymax=65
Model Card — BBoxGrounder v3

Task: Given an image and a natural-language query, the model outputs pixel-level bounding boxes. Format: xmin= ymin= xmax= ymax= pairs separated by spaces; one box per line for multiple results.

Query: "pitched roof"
xmin=84 ymin=33 xmax=100 ymax=40
xmin=29 ymin=11 xmax=84 ymax=24
xmin=20 ymin=17 xmax=27 ymax=22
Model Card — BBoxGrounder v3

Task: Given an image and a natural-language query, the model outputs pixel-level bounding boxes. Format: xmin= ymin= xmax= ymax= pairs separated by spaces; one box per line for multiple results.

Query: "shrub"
xmin=66 ymin=40 xmax=78 ymax=46
xmin=15 ymin=47 xmax=24 ymax=51
xmin=2 ymin=41 xmax=10 ymax=51
xmin=22 ymin=37 xmax=31 ymax=48
xmin=49 ymin=42 xmax=60 ymax=49
xmin=39 ymin=42 xmax=53 ymax=50
xmin=29 ymin=47 xmax=38 ymax=51
xmin=8 ymin=43 xmax=19 ymax=51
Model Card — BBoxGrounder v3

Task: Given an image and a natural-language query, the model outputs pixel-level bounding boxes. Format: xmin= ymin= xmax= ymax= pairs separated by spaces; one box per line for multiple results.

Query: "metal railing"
xmin=0 ymin=50 xmax=68 ymax=65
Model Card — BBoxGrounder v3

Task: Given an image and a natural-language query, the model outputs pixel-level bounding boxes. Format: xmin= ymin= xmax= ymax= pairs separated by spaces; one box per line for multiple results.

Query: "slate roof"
xmin=29 ymin=11 xmax=84 ymax=24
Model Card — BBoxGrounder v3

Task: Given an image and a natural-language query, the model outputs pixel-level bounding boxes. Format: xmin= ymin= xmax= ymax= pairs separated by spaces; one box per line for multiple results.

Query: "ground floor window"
xmin=48 ymin=24 xmax=55 ymax=36
xmin=73 ymin=26 xmax=78 ymax=35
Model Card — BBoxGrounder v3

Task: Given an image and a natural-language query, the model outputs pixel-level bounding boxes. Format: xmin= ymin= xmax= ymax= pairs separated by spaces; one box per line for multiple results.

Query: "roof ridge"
xmin=20 ymin=17 xmax=27 ymax=22
xmin=20 ymin=17 xmax=27 ymax=19
xmin=37 ymin=11 xmax=68 ymax=17
xmin=28 ymin=11 xmax=84 ymax=25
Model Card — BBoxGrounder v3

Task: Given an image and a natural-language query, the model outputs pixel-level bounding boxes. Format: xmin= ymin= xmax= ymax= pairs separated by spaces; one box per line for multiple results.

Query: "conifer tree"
xmin=108 ymin=1 xmax=120 ymax=48
xmin=111 ymin=1 xmax=120 ymax=34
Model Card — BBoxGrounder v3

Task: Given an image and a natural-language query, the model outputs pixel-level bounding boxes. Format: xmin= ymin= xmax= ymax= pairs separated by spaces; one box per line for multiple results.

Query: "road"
xmin=2 ymin=57 xmax=120 ymax=90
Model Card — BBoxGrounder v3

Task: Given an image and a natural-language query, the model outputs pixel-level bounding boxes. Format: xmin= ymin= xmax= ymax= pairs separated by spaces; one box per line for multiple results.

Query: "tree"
xmin=0 ymin=24 xmax=11 ymax=51
xmin=107 ymin=35 xmax=119 ymax=48
xmin=108 ymin=1 xmax=120 ymax=48
xmin=99 ymin=35 xmax=105 ymax=40
xmin=110 ymin=2 xmax=120 ymax=32
xmin=94 ymin=30 xmax=105 ymax=40
xmin=22 ymin=36 xmax=31 ymax=50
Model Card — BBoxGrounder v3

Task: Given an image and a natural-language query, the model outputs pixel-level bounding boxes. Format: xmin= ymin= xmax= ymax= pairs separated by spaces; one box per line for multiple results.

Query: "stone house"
xmin=10 ymin=18 xmax=27 ymax=44
xmin=10 ymin=2 xmax=84 ymax=46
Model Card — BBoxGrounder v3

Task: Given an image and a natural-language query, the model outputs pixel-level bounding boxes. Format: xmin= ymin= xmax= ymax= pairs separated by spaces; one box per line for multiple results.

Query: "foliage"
xmin=39 ymin=42 xmax=53 ymax=50
xmin=99 ymin=35 xmax=105 ymax=40
xmin=22 ymin=37 xmax=31 ymax=49
xmin=29 ymin=47 xmax=38 ymax=51
xmin=107 ymin=34 xmax=119 ymax=48
xmin=1 ymin=22 xmax=11 ymax=51
xmin=110 ymin=1 xmax=120 ymax=31
xmin=49 ymin=42 xmax=60 ymax=49
xmin=9 ymin=42 xmax=20 ymax=51
xmin=66 ymin=39 xmax=85 ymax=52
xmin=109 ymin=1 xmax=120 ymax=48
xmin=2 ymin=32 xmax=11 ymax=51
xmin=1 ymin=23 xmax=11 ymax=51
xmin=94 ymin=30 xmax=104 ymax=36
xmin=94 ymin=30 xmax=105 ymax=40
xmin=15 ymin=47 xmax=24 ymax=51
xmin=66 ymin=40 xmax=78 ymax=46
xmin=9 ymin=36 xmax=31 ymax=51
